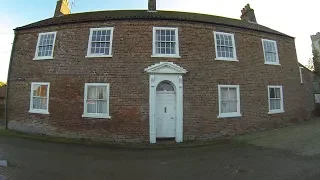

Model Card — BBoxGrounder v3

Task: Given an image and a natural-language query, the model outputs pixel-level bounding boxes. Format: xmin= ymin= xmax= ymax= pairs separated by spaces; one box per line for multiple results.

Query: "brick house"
xmin=0 ymin=88 xmax=5 ymax=120
xmin=5 ymin=0 xmax=315 ymax=143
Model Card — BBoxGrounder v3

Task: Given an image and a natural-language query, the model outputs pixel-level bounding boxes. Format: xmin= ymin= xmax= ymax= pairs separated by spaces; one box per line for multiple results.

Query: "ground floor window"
xmin=268 ymin=85 xmax=284 ymax=114
xmin=218 ymin=85 xmax=241 ymax=118
xmin=29 ymin=82 xmax=50 ymax=114
xmin=82 ymin=83 xmax=110 ymax=118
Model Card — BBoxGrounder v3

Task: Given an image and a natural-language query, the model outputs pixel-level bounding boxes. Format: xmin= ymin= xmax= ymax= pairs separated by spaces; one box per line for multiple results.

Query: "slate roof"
xmin=15 ymin=10 xmax=291 ymax=38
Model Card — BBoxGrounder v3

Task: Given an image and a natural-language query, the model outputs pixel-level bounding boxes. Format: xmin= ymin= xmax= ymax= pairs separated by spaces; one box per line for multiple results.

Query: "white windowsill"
xmin=82 ymin=114 xmax=111 ymax=119
xmin=29 ymin=110 xmax=49 ymax=114
xmin=151 ymin=54 xmax=181 ymax=58
xmin=33 ymin=57 xmax=54 ymax=60
xmin=268 ymin=110 xmax=284 ymax=114
xmin=217 ymin=113 xmax=242 ymax=118
xmin=215 ymin=58 xmax=239 ymax=62
xmin=264 ymin=62 xmax=281 ymax=66
xmin=85 ymin=55 xmax=113 ymax=58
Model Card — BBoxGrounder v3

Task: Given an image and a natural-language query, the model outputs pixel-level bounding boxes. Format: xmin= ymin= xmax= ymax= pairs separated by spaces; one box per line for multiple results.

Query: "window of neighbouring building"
xmin=218 ymin=85 xmax=241 ymax=118
xmin=268 ymin=85 xmax=284 ymax=114
xmin=82 ymin=83 xmax=110 ymax=118
xmin=214 ymin=31 xmax=237 ymax=61
xmin=152 ymin=27 xmax=180 ymax=57
xmin=34 ymin=32 xmax=57 ymax=60
xmin=86 ymin=27 xmax=114 ymax=57
xmin=262 ymin=39 xmax=279 ymax=65
xmin=29 ymin=82 xmax=50 ymax=114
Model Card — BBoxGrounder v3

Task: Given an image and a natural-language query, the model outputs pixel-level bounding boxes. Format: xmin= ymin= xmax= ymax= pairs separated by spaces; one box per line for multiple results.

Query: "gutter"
xmin=5 ymin=31 xmax=17 ymax=130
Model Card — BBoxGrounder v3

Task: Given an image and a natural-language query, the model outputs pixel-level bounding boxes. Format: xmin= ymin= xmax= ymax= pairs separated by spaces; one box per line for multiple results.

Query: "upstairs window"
xmin=262 ymin=39 xmax=279 ymax=65
xmin=152 ymin=27 xmax=180 ymax=57
xmin=214 ymin=32 xmax=237 ymax=61
xmin=34 ymin=32 xmax=56 ymax=60
xmin=218 ymin=85 xmax=241 ymax=118
xmin=268 ymin=86 xmax=284 ymax=114
xmin=29 ymin=82 xmax=50 ymax=114
xmin=83 ymin=83 xmax=110 ymax=118
xmin=86 ymin=27 xmax=114 ymax=57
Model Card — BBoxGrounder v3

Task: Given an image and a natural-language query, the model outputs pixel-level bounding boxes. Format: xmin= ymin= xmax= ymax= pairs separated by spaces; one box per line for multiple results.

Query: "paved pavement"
xmin=0 ymin=134 xmax=320 ymax=180
xmin=235 ymin=119 xmax=320 ymax=156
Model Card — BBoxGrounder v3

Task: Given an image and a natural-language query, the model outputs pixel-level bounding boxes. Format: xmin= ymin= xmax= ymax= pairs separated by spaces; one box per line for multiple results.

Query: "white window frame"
xmin=86 ymin=27 xmax=114 ymax=58
xmin=82 ymin=83 xmax=111 ymax=119
xmin=268 ymin=85 xmax=284 ymax=114
xmin=29 ymin=82 xmax=50 ymax=114
xmin=152 ymin=27 xmax=180 ymax=58
xmin=213 ymin=31 xmax=238 ymax=61
xmin=218 ymin=85 xmax=241 ymax=118
xmin=262 ymin=39 xmax=280 ymax=65
xmin=299 ymin=67 xmax=303 ymax=84
xmin=34 ymin=32 xmax=57 ymax=60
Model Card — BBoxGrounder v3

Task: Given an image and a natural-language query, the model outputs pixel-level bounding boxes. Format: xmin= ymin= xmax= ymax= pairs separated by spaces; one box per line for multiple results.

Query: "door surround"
xmin=145 ymin=62 xmax=187 ymax=143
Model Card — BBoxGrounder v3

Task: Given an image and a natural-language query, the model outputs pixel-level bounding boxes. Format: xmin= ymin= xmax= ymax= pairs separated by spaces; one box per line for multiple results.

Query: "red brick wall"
xmin=6 ymin=19 xmax=313 ymax=142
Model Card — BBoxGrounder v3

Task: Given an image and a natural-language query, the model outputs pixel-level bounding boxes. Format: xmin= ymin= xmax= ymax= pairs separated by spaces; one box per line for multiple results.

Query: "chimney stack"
xmin=240 ymin=4 xmax=257 ymax=23
xmin=148 ymin=0 xmax=156 ymax=12
xmin=54 ymin=0 xmax=71 ymax=17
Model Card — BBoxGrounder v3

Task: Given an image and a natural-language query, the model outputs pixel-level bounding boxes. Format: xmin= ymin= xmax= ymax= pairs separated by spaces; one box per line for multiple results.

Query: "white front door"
xmin=156 ymin=91 xmax=176 ymax=138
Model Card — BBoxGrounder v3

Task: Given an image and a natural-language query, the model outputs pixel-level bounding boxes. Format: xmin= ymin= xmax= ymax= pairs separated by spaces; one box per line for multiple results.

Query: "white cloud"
xmin=0 ymin=14 xmax=15 ymax=82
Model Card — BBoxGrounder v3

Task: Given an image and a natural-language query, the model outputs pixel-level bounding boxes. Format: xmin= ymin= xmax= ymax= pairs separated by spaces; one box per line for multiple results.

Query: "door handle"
xmin=164 ymin=107 xmax=166 ymax=113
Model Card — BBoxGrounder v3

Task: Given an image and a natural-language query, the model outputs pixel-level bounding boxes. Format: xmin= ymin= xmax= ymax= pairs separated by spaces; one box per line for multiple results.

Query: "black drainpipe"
xmin=5 ymin=31 xmax=17 ymax=130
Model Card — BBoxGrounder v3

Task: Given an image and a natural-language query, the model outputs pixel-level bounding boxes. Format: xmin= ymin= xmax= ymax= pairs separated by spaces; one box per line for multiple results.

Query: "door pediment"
xmin=145 ymin=62 xmax=187 ymax=74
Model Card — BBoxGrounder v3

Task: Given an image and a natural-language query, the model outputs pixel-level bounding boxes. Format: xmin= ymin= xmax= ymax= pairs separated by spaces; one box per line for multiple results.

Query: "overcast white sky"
xmin=0 ymin=0 xmax=319 ymax=82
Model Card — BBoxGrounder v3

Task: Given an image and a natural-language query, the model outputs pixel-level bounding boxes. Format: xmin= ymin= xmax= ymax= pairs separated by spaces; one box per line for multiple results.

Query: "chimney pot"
xmin=240 ymin=4 xmax=257 ymax=23
xmin=54 ymin=0 xmax=71 ymax=17
xmin=148 ymin=0 xmax=157 ymax=12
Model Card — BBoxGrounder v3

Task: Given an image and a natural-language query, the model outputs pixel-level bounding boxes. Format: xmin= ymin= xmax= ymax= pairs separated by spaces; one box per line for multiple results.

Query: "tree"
xmin=0 ymin=82 xmax=6 ymax=88
xmin=307 ymin=57 xmax=315 ymax=71
xmin=312 ymin=41 xmax=320 ymax=74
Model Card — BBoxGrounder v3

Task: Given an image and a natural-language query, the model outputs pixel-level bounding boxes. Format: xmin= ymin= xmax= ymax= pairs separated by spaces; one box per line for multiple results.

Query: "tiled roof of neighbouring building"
xmin=15 ymin=10 xmax=291 ymax=38
xmin=0 ymin=88 xmax=6 ymax=98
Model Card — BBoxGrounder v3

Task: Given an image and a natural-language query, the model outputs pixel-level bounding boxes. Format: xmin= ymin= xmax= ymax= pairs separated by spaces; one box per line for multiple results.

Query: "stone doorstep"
xmin=0 ymin=160 xmax=7 ymax=167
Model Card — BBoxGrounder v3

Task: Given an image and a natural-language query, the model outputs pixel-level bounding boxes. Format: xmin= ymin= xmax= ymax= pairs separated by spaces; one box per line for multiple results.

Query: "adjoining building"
xmin=6 ymin=0 xmax=315 ymax=143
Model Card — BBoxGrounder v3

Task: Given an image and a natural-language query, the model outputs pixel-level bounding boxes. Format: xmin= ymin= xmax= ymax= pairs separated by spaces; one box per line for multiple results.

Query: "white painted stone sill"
xmin=264 ymin=62 xmax=281 ymax=66
xmin=82 ymin=114 xmax=111 ymax=119
xmin=268 ymin=110 xmax=285 ymax=114
xmin=85 ymin=55 xmax=113 ymax=58
xmin=28 ymin=110 xmax=49 ymax=114
xmin=151 ymin=55 xmax=181 ymax=58
xmin=33 ymin=57 xmax=53 ymax=60
xmin=214 ymin=58 xmax=239 ymax=62
xmin=217 ymin=113 xmax=242 ymax=118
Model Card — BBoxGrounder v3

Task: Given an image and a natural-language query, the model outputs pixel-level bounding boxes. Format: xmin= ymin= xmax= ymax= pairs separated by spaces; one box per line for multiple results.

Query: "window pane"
xmin=221 ymin=101 xmax=228 ymax=113
xmin=275 ymin=88 xmax=281 ymax=98
xmin=157 ymin=81 xmax=174 ymax=91
xmin=97 ymin=86 xmax=107 ymax=99
xmin=87 ymin=100 xmax=97 ymax=113
xmin=37 ymin=33 xmax=55 ymax=57
xmin=220 ymin=88 xmax=228 ymax=100
xmin=229 ymin=88 xmax=237 ymax=100
xmin=87 ymin=86 xmax=97 ymax=99
xmin=270 ymin=88 xmax=275 ymax=98
xmin=229 ymin=100 xmax=237 ymax=112
xmin=270 ymin=99 xmax=281 ymax=110
xmin=155 ymin=29 xmax=177 ymax=55
xmin=97 ymin=100 xmax=107 ymax=113
xmin=33 ymin=84 xmax=48 ymax=97
xmin=33 ymin=97 xmax=47 ymax=110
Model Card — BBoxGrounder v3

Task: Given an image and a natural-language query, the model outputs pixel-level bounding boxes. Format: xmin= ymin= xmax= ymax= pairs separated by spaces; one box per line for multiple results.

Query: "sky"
xmin=0 ymin=0 xmax=319 ymax=82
